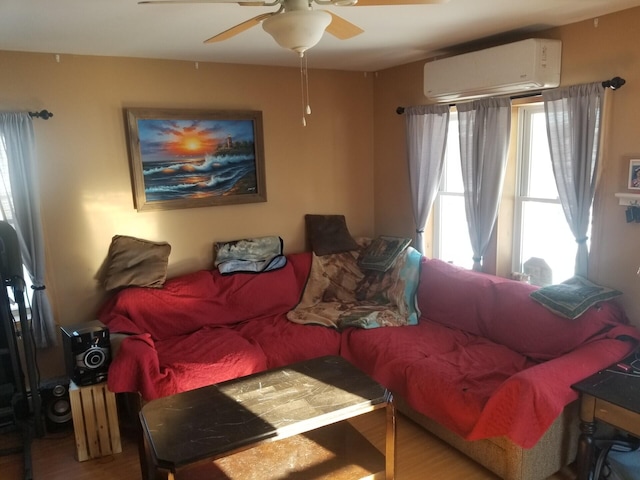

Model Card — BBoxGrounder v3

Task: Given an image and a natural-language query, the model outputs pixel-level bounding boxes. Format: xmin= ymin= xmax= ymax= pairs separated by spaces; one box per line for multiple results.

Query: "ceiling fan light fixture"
xmin=262 ymin=10 xmax=332 ymax=55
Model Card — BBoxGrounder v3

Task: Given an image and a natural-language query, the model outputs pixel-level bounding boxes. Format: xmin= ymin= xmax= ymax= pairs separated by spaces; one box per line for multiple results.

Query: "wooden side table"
xmin=69 ymin=381 xmax=122 ymax=462
xmin=571 ymin=354 xmax=640 ymax=480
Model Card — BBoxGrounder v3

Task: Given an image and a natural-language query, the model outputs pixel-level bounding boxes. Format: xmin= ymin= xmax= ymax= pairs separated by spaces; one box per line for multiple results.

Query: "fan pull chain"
xmin=300 ymin=53 xmax=306 ymax=126
xmin=300 ymin=52 xmax=312 ymax=127
xmin=304 ymin=53 xmax=311 ymax=116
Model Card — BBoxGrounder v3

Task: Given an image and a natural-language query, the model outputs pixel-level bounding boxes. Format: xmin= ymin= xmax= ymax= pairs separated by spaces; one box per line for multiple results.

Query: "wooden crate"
xmin=69 ymin=381 xmax=122 ymax=462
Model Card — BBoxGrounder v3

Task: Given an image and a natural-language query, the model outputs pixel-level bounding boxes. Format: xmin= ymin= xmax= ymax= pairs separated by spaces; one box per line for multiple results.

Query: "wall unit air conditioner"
xmin=423 ymin=38 xmax=562 ymax=102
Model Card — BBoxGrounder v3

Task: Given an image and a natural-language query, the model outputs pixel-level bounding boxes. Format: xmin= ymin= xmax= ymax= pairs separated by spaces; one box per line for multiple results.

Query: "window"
xmin=0 ymin=135 xmax=33 ymax=306
xmin=433 ymin=111 xmax=474 ymax=269
xmin=432 ymin=103 xmax=582 ymax=285
xmin=512 ymin=104 xmax=581 ymax=284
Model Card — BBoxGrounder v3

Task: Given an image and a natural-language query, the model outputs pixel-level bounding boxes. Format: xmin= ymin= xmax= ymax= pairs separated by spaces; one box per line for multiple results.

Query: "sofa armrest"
xmin=109 ymin=332 xmax=131 ymax=359
xmin=107 ymin=333 xmax=165 ymax=401
xmin=469 ymin=338 xmax=636 ymax=448
xmin=514 ymin=337 xmax=636 ymax=396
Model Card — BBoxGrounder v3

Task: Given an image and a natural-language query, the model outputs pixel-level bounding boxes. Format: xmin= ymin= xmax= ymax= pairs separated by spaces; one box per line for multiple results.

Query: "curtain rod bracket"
xmin=602 ymin=77 xmax=625 ymax=90
xmin=28 ymin=110 xmax=53 ymax=120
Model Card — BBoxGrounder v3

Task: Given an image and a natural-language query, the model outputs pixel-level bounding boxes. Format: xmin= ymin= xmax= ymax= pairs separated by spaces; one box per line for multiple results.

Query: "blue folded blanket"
xmin=214 ymin=236 xmax=286 ymax=275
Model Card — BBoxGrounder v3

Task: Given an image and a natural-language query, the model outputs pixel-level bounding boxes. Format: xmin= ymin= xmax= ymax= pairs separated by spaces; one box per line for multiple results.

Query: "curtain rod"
xmin=28 ymin=110 xmax=54 ymax=120
xmin=396 ymin=76 xmax=626 ymax=115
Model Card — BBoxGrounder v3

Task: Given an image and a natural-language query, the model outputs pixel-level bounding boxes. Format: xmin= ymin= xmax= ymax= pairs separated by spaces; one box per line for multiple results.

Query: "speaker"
xmin=40 ymin=377 xmax=72 ymax=433
xmin=61 ymin=320 xmax=111 ymax=386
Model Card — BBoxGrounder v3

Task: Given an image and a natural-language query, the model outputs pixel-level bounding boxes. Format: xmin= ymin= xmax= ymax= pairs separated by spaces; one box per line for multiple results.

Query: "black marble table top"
xmin=571 ymin=351 xmax=640 ymax=415
xmin=140 ymin=356 xmax=390 ymax=470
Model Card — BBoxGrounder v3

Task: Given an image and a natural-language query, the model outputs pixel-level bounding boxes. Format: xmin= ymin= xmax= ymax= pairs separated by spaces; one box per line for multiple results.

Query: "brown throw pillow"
xmin=103 ymin=235 xmax=171 ymax=291
xmin=305 ymin=214 xmax=359 ymax=256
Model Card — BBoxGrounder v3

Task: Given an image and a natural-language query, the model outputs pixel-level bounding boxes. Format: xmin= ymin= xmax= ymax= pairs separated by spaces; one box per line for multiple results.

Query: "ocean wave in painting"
xmin=142 ymin=154 xmax=257 ymax=202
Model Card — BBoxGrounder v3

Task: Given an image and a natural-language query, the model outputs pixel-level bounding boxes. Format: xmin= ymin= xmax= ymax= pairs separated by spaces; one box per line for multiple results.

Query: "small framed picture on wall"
xmin=629 ymin=159 xmax=640 ymax=190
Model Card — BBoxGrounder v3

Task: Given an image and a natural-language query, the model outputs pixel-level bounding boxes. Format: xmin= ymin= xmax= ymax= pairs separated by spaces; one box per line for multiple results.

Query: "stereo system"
xmin=39 ymin=377 xmax=72 ymax=433
xmin=61 ymin=320 xmax=111 ymax=386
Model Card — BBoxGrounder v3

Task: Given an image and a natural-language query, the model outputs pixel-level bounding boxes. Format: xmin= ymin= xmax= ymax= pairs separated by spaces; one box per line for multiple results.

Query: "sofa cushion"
xmin=153 ymin=327 xmax=267 ymax=399
xmin=341 ymin=320 xmax=536 ymax=441
xmin=235 ymin=314 xmax=342 ymax=369
xmin=418 ymin=258 xmax=629 ymax=360
xmin=99 ymin=253 xmax=312 ymax=341
xmin=107 ymin=328 xmax=267 ymax=400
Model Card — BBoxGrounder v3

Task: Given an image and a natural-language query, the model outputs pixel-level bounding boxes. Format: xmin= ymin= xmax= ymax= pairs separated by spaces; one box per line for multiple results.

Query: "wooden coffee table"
xmin=139 ymin=355 xmax=395 ymax=479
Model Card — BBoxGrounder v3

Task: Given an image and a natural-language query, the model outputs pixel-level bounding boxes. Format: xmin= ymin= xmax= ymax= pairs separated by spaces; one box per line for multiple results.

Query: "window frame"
xmin=511 ymin=103 xmax=583 ymax=284
xmin=431 ymin=100 xmax=580 ymax=282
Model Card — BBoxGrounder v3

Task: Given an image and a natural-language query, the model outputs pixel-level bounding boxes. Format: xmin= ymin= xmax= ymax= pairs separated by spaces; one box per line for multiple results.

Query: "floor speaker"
xmin=40 ymin=377 xmax=72 ymax=433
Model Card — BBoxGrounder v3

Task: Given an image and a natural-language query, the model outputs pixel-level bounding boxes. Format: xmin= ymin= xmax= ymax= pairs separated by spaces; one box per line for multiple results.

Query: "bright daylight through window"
xmin=433 ymin=105 xmax=580 ymax=285
xmin=0 ymin=135 xmax=33 ymax=304
xmin=434 ymin=112 xmax=473 ymax=269
xmin=513 ymin=104 xmax=579 ymax=285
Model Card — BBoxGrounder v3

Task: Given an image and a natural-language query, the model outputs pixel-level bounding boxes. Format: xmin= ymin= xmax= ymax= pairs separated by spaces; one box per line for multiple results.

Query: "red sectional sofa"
xmin=98 ymin=252 xmax=640 ymax=480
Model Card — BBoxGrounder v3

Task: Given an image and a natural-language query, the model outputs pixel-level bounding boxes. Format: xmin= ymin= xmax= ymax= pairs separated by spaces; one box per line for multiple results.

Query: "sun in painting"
xmin=164 ymin=126 xmax=218 ymax=158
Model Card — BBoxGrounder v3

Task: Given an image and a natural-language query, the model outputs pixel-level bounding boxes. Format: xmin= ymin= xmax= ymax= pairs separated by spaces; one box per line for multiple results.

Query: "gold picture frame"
xmin=125 ymin=108 xmax=266 ymax=211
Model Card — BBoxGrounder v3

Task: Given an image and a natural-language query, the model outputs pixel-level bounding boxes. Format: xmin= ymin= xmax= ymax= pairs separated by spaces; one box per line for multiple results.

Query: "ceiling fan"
xmin=139 ymin=0 xmax=448 ymax=56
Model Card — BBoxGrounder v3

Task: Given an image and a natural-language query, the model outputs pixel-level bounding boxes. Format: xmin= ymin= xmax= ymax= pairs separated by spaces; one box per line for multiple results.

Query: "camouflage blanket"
xmin=286 ymin=245 xmax=422 ymax=330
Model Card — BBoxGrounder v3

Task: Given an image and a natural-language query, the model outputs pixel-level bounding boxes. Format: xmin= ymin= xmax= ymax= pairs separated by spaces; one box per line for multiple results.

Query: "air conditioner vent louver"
xmin=424 ymin=39 xmax=562 ymax=102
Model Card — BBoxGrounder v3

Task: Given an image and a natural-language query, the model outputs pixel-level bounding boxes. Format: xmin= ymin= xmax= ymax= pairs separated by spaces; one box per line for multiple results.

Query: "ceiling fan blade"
xmin=325 ymin=11 xmax=364 ymax=40
xmin=204 ymin=12 xmax=274 ymax=43
xmin=138 ymin=1 xmax=268 ymax=5
xmin=352 ymin=0 xmax=449 ymax=5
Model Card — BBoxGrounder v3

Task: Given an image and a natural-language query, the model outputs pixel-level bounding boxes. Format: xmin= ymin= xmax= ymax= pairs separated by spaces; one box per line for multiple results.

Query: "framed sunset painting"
xmin=125 ymin=108 xmax=266 ymax=211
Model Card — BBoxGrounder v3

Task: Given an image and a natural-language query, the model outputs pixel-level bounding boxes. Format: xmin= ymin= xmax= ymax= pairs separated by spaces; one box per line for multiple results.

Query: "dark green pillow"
xmin=529 ymin=276 xmax=622 ymax=319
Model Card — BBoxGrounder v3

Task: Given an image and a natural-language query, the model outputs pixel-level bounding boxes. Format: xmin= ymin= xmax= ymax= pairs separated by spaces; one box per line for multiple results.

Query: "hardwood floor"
xmin=1 ymin=410 xmax=576 ymax=480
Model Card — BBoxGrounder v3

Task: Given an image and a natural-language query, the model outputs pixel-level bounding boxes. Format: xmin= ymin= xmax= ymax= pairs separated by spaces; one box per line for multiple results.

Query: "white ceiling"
xmin=2 ymin=0 xmax=640 ymax=72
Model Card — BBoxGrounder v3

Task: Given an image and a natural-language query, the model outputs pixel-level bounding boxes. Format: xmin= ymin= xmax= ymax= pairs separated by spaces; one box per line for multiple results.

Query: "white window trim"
xmin=433 ymin=190 xmax=464 ymax=259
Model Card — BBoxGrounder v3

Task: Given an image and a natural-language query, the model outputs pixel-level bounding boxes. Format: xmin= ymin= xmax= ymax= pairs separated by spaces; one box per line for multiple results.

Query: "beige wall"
xmin=372 ymin=7 xmax=640 ymax=328
xmin=0 ymin=52 xmax=374 ymax=376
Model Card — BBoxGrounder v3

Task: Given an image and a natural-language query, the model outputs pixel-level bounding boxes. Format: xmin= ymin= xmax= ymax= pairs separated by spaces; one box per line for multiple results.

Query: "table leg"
xmin=138 ymin=426 xmax=152 ymax=480
xmin=138 ymin=415 xmax=162 ymax=480
xmin=576 ymin=420 xmax=596 ymax=480
xmin=156 ymin=468 xmax=175 ymax=480
xmin=386 ymin=397 xmax=396 ymax=480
